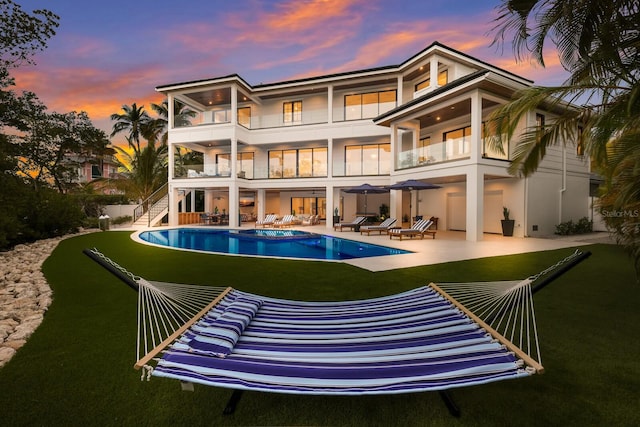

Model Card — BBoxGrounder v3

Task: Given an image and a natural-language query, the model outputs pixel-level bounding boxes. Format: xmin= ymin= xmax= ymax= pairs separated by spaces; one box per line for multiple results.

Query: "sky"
xmin=11 ymin=0 xmax=568 ymax=144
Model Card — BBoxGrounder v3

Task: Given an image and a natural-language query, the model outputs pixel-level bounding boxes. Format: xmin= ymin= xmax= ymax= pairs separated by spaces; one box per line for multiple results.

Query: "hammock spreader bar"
xmin=84 ymin=247 xmax=591 ymax=417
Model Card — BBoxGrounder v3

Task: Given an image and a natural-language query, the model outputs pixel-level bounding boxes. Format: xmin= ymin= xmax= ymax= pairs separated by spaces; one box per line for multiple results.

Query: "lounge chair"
xmin=333 ymin=216 xmax=367 ymax=231
xmin=301 ymin=215 xmax=319 ymax=226
xmin=273 ymin=214 xmax=295 ymax=228
xmin=255 ymin=214 xmax=277 ymax=228
xmin=388 ymin=219 xmax=436 ymax=240
xmin=359 ymin=217 xmax=397 ymax=235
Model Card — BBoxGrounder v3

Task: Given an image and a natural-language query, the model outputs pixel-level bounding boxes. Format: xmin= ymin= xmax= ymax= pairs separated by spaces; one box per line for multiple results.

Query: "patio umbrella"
xmin=343 ymin=183 xmax=389 ymax=215
xmin=387 ymin=179 xmax=441 ymax=217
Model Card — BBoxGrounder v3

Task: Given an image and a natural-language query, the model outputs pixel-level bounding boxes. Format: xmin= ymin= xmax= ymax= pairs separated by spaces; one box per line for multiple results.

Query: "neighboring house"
xmin=66 ymin=152 xmax=121 ymax=193
xmin=156 ymin=41 xmax=590 ymax=241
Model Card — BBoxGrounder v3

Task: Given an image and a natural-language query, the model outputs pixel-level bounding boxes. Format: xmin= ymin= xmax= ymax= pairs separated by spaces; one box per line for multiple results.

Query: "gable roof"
xmin=155 ymin=41 xmax=532 ymax=93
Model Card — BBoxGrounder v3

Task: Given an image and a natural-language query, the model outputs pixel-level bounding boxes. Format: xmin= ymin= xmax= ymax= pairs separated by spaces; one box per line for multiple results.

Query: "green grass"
xmin=1 ymin=231 xmax=639 ymax=426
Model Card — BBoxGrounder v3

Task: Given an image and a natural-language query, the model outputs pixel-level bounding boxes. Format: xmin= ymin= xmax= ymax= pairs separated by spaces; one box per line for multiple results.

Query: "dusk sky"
xmin=13 ymin=0 xmax=568 ymax=144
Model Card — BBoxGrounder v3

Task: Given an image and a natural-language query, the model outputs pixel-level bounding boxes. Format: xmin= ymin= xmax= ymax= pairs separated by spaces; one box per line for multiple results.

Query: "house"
xmin=156 ymin=41 xmax=590 ymax=240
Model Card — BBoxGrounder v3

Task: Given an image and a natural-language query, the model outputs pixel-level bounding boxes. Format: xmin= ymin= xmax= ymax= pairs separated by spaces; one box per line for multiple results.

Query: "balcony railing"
xmin=396 ymin=137 xmax=471 ymax=169
xmin=173 ymin=105 xmax=400 ymax=131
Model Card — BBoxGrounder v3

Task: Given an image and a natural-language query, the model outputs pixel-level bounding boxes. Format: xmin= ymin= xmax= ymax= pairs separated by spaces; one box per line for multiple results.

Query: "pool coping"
xmin=130 ymin=225 xmax=606 ymax=272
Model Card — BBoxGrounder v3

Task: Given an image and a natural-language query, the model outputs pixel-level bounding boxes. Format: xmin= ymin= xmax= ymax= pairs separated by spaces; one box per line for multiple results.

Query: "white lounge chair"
xmin=255 ymin=214 xmax=277 ymax=228
xmin=273 ymin=214 xmax=295 ymax=228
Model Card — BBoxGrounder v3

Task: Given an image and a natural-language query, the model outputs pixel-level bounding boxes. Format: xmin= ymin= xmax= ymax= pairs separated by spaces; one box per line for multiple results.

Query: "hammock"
xmin=84 ymin=248 xmax=590 ymax=414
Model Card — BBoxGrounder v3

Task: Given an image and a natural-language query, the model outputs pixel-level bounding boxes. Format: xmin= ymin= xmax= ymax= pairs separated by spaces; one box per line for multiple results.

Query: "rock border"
xmin=0 ymin=233 xmax=89 ymax=368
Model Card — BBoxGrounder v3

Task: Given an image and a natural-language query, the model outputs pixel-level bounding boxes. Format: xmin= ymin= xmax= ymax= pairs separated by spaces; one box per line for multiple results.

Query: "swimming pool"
xmin=137 ymin=228 xmax=411 ymax=260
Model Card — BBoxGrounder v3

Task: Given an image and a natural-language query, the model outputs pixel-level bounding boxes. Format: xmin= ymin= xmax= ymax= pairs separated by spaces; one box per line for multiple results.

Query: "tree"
xmin=490 ymin=0 xmax=640 ymax=277
xmin=110 ymin=103 xmax=150 ymax=153
xmin=150 ymin=99 xmax=197 ymax=145
xmin=0 ymin=0 xmax=59 ymax=68
xmin=113 ymin=136 xmax=167 ymax=202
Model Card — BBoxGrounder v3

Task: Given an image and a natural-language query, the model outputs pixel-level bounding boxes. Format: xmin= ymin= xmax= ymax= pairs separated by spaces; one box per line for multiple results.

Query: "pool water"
xmin=138 ymin=228 xmax=410 ymax=260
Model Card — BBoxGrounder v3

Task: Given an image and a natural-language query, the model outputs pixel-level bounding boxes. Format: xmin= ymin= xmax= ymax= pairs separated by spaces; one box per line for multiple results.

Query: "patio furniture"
xmin=255 ymin=214 xmax=277 ymax=228
xmin=359 ymin=217 xmax=397 ymax=235
xmin=333 ymin=216 xmax=367 ymax=231
xmin=273 ymin=214 xmax=295 ymax=228
xmin=388 ymin=219 xmax=436 ymax=240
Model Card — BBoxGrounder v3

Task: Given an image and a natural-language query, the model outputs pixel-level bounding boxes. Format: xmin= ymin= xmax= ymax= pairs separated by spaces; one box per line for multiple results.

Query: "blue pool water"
xmin=138 ymin=228 xmax=411 ymax=260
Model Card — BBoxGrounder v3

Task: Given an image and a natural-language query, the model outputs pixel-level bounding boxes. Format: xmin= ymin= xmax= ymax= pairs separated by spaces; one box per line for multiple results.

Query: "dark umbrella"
xmin=343 ymin=183 xmax=389 ymax=215
xmin=387 ymin=179 xmax=441 ymax=216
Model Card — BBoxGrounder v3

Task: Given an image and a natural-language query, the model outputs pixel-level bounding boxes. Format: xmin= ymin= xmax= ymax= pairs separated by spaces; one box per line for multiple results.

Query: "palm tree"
xmin=113 ymin=136 xmax=167 ymax=202
xmin=489 ymin=0 xmax=640 ymax=277
xmin=110 ymin=103 xmax=150 ymax=153
xmin=150 ymin=99 xmax=197 ymax=145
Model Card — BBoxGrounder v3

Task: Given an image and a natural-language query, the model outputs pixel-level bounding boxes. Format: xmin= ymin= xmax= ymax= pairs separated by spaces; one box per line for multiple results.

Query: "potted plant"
xmin=333 ymin=207 xmax=341 ymax=224
xmin=501 ymin=207 xmax=515 ymax=237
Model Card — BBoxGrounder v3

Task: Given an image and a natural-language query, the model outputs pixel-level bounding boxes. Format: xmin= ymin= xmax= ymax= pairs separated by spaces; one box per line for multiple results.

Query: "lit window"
xmin=283 ymin=101 xmax=302 ymax=125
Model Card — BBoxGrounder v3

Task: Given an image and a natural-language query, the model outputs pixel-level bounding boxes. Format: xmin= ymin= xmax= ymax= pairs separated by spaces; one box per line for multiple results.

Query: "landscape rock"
xmin=0 ymin=234 xmax=87 ymax=369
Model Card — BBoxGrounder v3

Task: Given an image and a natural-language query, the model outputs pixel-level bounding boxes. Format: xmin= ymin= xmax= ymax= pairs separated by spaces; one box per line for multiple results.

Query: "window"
xmin=536 ymin=113 xmax=545 ymax=129
xmin=268 ymin=148 xmax=327 ymax=178
xmin=345 ymin=143 xmax=391 ymax=176
xmin=418 ymin=137 xmax=432 ymax=163
xmin=283 ymin=101 xmax=302 ymax=125
xmin=415 ymin=69 xmax=449 ymax=91
xmin=482 ymin=121 xmax=508 ymax=160
xmin=216 ymin=153 xmax=231 ymax=176
xmin=91 ymin=165 xmax=101 ymax=179
xmin=576 ymin=126 xmax=584 ymax=157
xmin=237 ymin=107 xmax=251 ymax=128
xmin=237 ymin=152 xmax=254 ymax=178
xmin=443 ymin=126 xmax=472 ymax=159
xmin=344 ymin=90 xmax=397 ymax=120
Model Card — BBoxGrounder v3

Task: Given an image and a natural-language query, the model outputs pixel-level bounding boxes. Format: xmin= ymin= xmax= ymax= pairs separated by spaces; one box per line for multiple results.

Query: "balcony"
xmin=397 ymin=136 xmax=471 ymax=170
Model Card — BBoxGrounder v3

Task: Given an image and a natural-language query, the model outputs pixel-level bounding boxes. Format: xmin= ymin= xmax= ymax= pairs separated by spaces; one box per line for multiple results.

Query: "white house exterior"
xmin=156 ymin=42 xmax=590 ymax=241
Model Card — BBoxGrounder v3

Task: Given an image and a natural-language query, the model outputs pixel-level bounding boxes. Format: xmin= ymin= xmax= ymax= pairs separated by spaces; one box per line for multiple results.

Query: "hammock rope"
xmin=84 ymin=248 xmax=589 ymax=393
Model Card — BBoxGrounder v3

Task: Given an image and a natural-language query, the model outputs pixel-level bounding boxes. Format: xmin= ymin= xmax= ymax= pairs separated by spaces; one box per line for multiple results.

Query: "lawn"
xmin=1 ymin=231 xmax=639 ymax=426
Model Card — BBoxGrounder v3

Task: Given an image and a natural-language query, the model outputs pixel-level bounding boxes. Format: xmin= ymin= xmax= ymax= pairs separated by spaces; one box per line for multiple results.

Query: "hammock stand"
xmin=84 ymin=248 xmax=591 ymax=417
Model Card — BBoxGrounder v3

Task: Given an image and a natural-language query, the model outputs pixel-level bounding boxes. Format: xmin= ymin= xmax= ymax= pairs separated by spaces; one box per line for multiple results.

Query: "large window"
xmin=238 ymin=107 xmax=251 ymax=128
xmin=283 ymin=101 xmax=302 ymax=125
xmin=237 ymin=152 xmax=254 ymax=178
xmin=268 ymin=147 xmax=327 ymax=178
xmin=216 ymin=153 xmax=231 ymax=176
xmin=443 ymin=126 xmax=471 ymax=159
xmin=345 ymin=143 xmax=390 ymax=176
xmin=344 ymin=90 xmax=396 ymax=120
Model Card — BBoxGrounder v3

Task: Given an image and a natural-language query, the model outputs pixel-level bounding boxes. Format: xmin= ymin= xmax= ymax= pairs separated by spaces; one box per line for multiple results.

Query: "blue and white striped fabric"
xmin=152 ymin=287 xmax=532 ymax=395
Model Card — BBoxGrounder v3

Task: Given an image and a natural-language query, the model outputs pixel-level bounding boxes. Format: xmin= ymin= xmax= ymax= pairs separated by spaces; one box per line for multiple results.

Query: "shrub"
xmin=555 ymin=217 xmax=593 ymax=235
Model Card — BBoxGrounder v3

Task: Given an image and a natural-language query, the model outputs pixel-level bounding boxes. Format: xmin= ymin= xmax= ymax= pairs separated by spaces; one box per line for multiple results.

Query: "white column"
xmin=204 ymin=189 xmax=213 ymax=213
xmin=390 ymin=123 xmax=397 ymax=174
xmin=190 ymin=190 xmax=196 ymax=212
xmin=470 ymin=90 xmax=482 ymax=162
xmin=327 ymin=137 xmax=333 ymax=178
xmin=169 ymin=184 xmax=179 ymax=226
xmin=327 ymin=85 xmax=333 ymax=124
xmin=466 ymin=166 xmax=484 ymax=241
xmin=257 ymin=189 xmax=266 ymax=219
xmin=390 ymin=189 xmax=403 ymax=224
xmin=326 ymin=183 xmax=335 ymax=229
xmin=228 ymin=182 xmax=239 ymax=227
xmin=430 ymin=57 xmax=439 ymax=90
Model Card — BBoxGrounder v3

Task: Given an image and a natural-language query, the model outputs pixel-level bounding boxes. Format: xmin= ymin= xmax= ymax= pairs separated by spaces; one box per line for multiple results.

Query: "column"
xmin=390 ymin=189 xmax=402 ymax=225
xmin=326 ymin=183 xmax=334 ymax=230
xmin=256 ymin=189 xmax=266 ymax=220
xmin=466 ymin=166 xmax=484 ymax=241
xmin=168 ymin=184 xmax=179 ymax=226
xmin=228 ymin=182 xmax=239 ymax=227
xmin=470 ymin=90 xmax=482 ymax=162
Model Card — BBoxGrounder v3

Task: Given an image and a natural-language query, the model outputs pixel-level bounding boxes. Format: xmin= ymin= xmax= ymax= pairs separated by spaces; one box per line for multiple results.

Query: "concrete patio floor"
xmin=293 ymin=225 xmax=615 ymax=271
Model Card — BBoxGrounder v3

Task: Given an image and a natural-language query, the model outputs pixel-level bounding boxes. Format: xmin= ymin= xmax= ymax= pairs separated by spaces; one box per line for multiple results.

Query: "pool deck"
xmin=128 ymin=223 xmax=615 ymax=272
xmin=291 ymin=225 xmax=614 ymax=271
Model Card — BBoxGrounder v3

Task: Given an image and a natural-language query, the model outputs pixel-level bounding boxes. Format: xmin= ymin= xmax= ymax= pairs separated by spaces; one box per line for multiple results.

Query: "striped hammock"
xmin=83 ymin=248 xmax=589 ymax=397
xmin=137 ymin=282 xmax=541 ymax=395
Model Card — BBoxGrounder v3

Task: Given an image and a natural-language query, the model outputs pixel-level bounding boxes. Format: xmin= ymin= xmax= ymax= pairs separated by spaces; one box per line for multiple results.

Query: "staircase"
xmin=132 ymin=184 xmax=169 ymax=228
